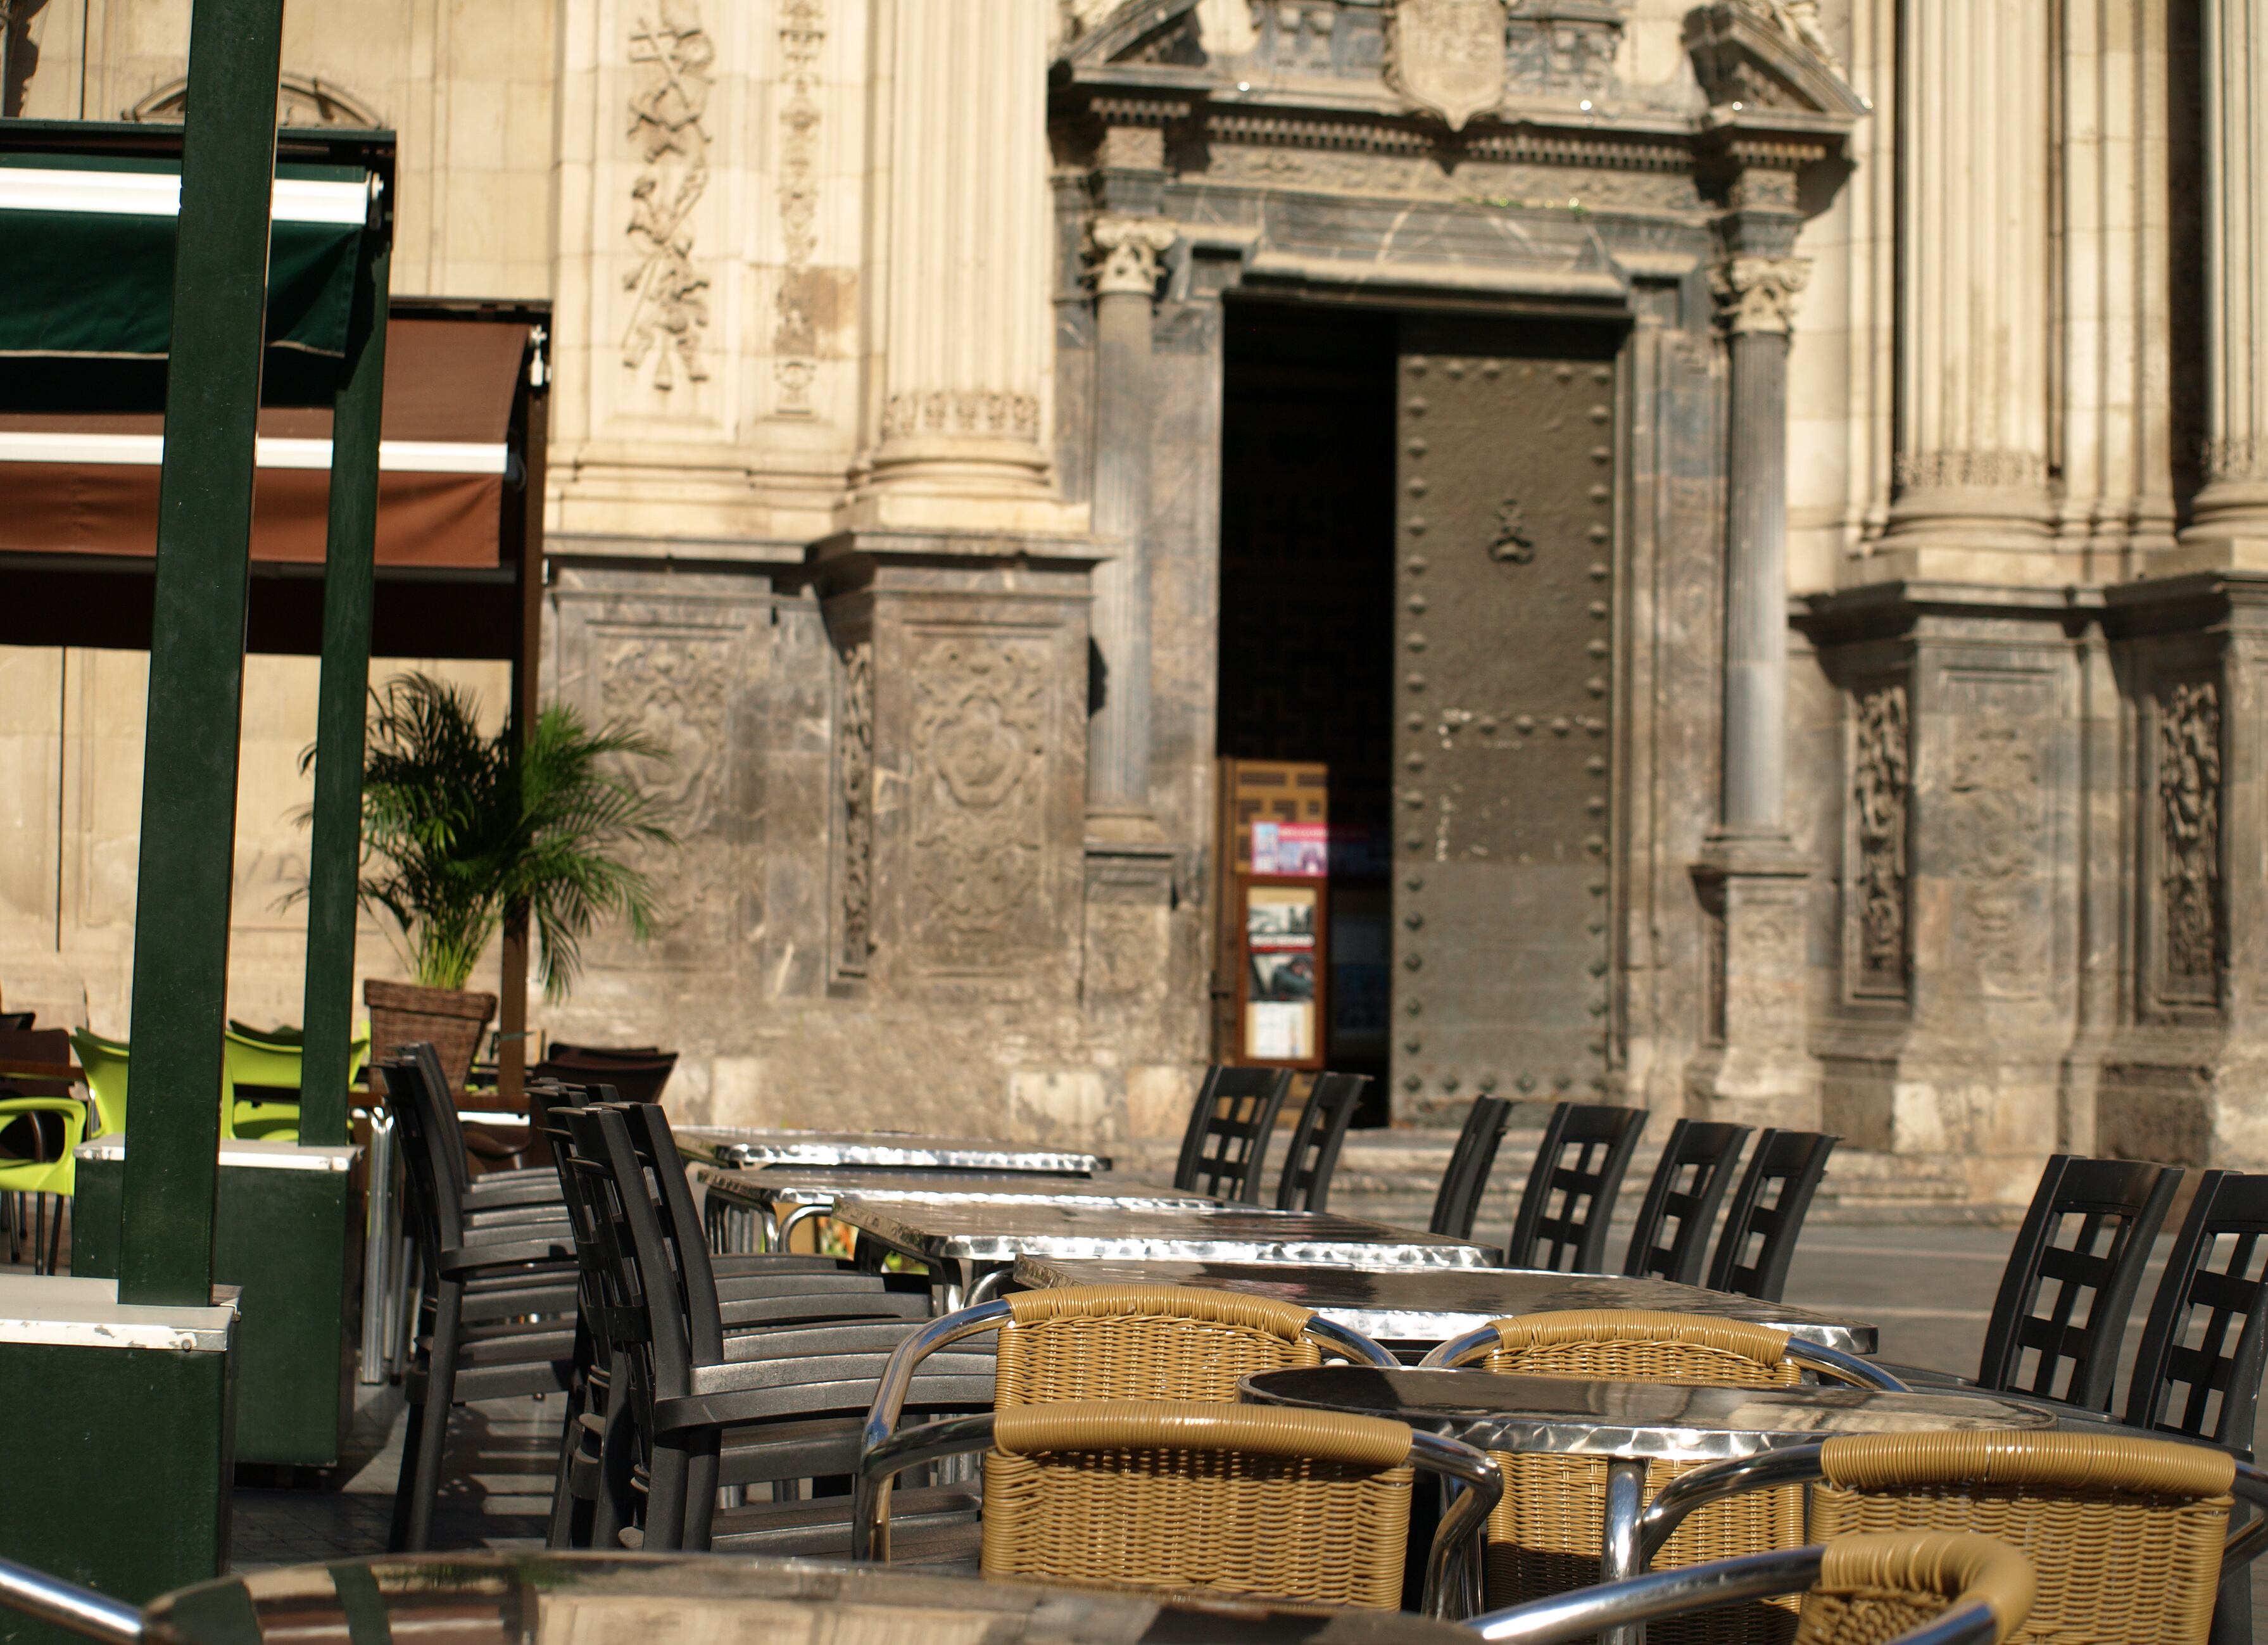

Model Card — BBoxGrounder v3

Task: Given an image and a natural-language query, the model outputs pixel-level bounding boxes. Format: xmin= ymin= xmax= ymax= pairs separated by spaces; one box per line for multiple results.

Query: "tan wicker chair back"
xmin=980 ymin=1400 xmax=1417 ymax=1610
xmin=995 ymin=1284 xmax=1326 ymax=1406
xmin=1794 ymin=1532 xmax=2035 ymax=1645
xmin=1810 ymin=1432 xmax=2234 ymax=1645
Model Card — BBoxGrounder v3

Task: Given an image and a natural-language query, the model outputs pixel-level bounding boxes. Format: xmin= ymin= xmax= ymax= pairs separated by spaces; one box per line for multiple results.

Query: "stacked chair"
xmin=0 ymin=1026 xmax=85 ymax=1273
xmin=1418 ymin=1309 xmax=1901 ymax=1632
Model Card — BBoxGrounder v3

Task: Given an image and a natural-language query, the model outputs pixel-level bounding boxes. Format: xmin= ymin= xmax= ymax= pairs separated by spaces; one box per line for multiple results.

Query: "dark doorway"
xmin=1217 ymin=300 xmax=1397 ymax=1115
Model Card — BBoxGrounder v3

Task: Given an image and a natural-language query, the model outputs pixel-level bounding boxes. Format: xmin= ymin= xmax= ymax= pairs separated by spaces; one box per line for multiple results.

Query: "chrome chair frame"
xmin=0 ymin=1555 xmax=142 ymax=1645
xmin=1462 ymin=1544 xmax=2000 ymax=1645
xmin=852 ymin=1408 xmax=1503 ymax=1619
xmin=1417 ymin=1323 xmax=1911 ymax=1391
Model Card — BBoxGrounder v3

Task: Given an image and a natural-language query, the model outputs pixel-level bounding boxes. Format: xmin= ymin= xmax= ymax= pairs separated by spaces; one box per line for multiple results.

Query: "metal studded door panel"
xmin=1393 ymin=320 xmax=1618 ymax=1122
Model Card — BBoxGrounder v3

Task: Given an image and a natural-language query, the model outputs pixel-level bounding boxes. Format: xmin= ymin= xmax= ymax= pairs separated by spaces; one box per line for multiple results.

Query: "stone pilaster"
xmin=1686 ymin=213 xmax=1820 ymax=1128
xmin=2174 ymin=2 xmax=2268 ymax=568
xmin=1875 ymin=0 xmax=2057 ymax=580
xmin=1085 ymin=212 xmax=1176 ymax=837
xmin=847 ymin=0 xmax=1084 ymax=534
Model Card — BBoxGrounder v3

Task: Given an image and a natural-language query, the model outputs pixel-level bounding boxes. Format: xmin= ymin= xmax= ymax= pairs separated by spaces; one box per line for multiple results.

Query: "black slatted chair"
xmin=1173 ymin=1065 xmax=1293 ymax=1203
xmin=2125 ymin=1169 xmax=2268 ymax=1645
xmin=379 ymin=1052 xmax=580 ymax=1551
xmin=1273 ymin=1072 xmax=1370 ymax=1213
xmin=1623 ymin=1119 xmax=1752 ymax=1285
xmin=1429 ymin=1096 xmax=1514 ymax=1241
xmin=1504 ymin=1101 xmax=1649 ymax=1273
xmin=1706 ymin=1128 xmax=1839 ymax=1304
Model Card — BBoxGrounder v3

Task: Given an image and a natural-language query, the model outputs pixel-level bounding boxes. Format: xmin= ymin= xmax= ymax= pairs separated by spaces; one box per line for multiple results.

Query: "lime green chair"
xmin=70 ymin=1028 xmax=129 ymax=1139
xmin=0 ymin=1043 xmax=88 ymax=1275
xmin=221 ymin=1023 xmax=372 ymax=1142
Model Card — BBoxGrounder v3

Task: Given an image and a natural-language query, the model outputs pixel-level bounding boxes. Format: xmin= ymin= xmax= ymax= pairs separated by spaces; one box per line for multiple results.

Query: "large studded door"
xmin=1392 ymin=319 xmax=1620 ymax=1123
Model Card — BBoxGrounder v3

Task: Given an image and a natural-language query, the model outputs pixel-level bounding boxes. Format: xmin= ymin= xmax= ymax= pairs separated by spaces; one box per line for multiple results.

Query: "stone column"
xmin=1717 ymin=254 xmax=1808 ymax=835
xmin=1085 ymin=215 xmax=1176 ymax=836
xmin=1686 ymin=227 xmax=1820 ymax=1130
xmin=848 ymin=0 xmax=1081 ymax=533
xmin=1877 ymin=0 xmax=2055 ymax=579
xmin=2181 ymin=0 xmax=2268 ymax=563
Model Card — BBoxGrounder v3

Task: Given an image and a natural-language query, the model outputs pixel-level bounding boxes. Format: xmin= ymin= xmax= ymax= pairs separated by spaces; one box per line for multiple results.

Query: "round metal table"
xmin=1242 ymin=1366 xmax=2057 ymax=1645
xmin=141 ymin=1553 xmax=1473 ymax=1645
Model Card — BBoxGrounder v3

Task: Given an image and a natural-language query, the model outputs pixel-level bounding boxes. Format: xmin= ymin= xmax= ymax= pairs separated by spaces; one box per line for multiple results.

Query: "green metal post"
xmin=297 ymin=236 xmax=390 ymax=1149
xmin=117 ymin=0 xmax=287 ymax=1306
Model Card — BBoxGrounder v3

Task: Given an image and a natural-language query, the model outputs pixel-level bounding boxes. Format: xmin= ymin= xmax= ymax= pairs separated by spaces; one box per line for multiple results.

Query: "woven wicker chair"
xmin=862 ymin=1282 xmax=1396 ymax=1454
xmin=1465 ymin=1532 xmax=2034 ymax=1645
xmin=1639 ymin=1430 xmax=2268 ymax=1645
xmin=1418 ymin=1310 xmax=1905 ymax=1635
xmin=856 ymin=1398 xmax=1502 ymax=1617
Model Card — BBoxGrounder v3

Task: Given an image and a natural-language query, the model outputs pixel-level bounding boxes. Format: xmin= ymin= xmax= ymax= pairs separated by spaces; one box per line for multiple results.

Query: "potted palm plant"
xmin=338 ymin=673 xmax=677 ymax=1094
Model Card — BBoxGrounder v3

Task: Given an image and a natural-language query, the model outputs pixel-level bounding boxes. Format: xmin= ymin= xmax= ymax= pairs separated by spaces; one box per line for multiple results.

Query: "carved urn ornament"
xmin=1387 ymin=0 xmax=1507 ymax=131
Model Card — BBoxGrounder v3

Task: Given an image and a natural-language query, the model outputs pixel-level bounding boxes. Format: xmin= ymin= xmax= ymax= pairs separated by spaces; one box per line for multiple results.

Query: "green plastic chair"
xmin=0 ymin=1047 xmax=88 ymax=1275
xmin=221 ymin=1024 xmax=372 ymax=1142
xmin=69 ymin=1028 xmax=129 ymax=1139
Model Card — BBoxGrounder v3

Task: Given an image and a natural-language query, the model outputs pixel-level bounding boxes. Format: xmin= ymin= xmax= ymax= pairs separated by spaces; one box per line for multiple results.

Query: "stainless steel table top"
xmin=698 ymin=1166 xmax=1216 ymax=1213
xmin=1009 ymin=1257 xmax=1878 ymax=1355
xmin=144 ymin=1552 xmax=1470 ymax=1645
xmin=831 ymin=1199 xmax=1503 ymax=1268
xmin=676 ymin=1126 xmax=1109 ymax=1175
xmin=1241 ymin=1366 xmax=2055 ymax=1462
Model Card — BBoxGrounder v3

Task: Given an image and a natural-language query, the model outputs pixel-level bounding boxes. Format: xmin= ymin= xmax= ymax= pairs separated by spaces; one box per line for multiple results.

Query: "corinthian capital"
xmin=1711 ymin=254 xmax=1811 ymax=336
xmin=1089 ymin=214 xmax=1180 ymax=297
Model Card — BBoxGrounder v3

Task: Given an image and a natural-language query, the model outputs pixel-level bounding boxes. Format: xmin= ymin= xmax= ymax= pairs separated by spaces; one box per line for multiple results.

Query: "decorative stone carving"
xmin=596 ymin=631 xmax=731 ymax=941
xmin=1948 ymin=714 xmax=2044 ymax=996
xmin=909 ymin=636 xmax=1052 ymax=950
xmin=773 ymin=0 xmax=825 ymax=415
xmin=1089 ymin=215 xmax=1180 ymax=297
xmin=1711 ymin=255 xmax=1810 ymax=336
xmin=2157 ymin=679 xmax=2224 ymax=988
xmin=126 ymin=70 xmax=382 ymax=127
xmin=881 ymin=393 xmax=1042 ymax=441
xmin=834 ymin=637 xmax=874 ymax=977
xmin=1198 ymin=144 xmax=1704 ymax=212
xmin=1733 ymin=0 xmax=1838 ymax=70
xmin=1386 ymin=0 xmax=1506 ymax=131
xmin=1684 ymin=0 xmax=1866 ymax=120
xmin=1893 ymin=451 xmax=2051 ymax=491
xmin=623 ymin=2 xmax=715 ymax=391
xmin=1503 ymin=1 xmax=1624 ymax=101
xmin=1851 ymin=683 xmax=1908 ymax=992
xmin=1486 ymin=498 xmax=1535 ymax=564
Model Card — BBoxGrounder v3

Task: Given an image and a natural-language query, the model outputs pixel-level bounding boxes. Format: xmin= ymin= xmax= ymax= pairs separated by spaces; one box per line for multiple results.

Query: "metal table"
xmin=830 ymin=1198 xmax=1503 ymax=1311
xmin=1244 ymin=1366 xmax=2052 ymax=1645
xmin=698 ymin=1166 xmax=1218 ymax=1255
xmin=677 ymin=1126 xmax=1110 ymax=1175
xmin=1011 ymin=1256 xmax=1878 ymax=1356
xmin=137 ymin=1551 xmax=1470 ymax=1645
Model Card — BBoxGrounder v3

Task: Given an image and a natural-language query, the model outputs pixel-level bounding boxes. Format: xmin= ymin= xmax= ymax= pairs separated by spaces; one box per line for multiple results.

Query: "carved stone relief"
xmin=1851 ymin=681 xmax=1908 ymax=994
xmin=882 ymin=393 xmax=1041 ymax=441
xmin=624 ymin=2 xmax=714 ymax=391
xmin=1090 ymin=215 xmax=1181 ymax=296
xmin=1894 ymin=450 xmax=2050 ymax=491
xmin=909 ymin=634 xmax=1052 ymax=962
xmin=2157 ymin=678 xmax=2224 ymax=997
xmin=773 ymin=0 xmax=824 ymax=415
xmin=1712 ymin=255 xmax=1810 ymax=336
xmin=1944 ymin=681 xmax=2050 ymax=999
xmin=833 ymin=636 xmax=874 ymax=978
xmin=1386 ymin=0 xmax=1506 ymax=130
xmin=1197 ymin=145 xmax=1704 ymax=213
xmin=595 ymin=629 xmax=733 ymax=946
xmin=1504 ymin=1 xmax=1625 ymax=100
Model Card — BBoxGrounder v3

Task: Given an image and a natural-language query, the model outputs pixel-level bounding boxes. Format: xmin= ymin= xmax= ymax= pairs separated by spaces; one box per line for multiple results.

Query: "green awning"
xmin=0 ymin=154 xmax=369 ymax=360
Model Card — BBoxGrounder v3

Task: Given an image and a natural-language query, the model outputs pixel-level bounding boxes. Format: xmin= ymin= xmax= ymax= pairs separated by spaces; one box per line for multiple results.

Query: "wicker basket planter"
xmin=363 ymin=979 xmax=496 ymax=1098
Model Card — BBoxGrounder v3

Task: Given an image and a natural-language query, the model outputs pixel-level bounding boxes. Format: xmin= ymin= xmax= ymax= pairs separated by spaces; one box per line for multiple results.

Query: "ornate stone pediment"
xmin=1060 ymin=0 xmax=1207 ymax=67
xmin=1684 ymin=0 xmax=1867 ymax=123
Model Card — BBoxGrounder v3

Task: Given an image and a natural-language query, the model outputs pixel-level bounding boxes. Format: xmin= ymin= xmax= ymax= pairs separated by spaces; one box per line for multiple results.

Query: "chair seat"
xmin=703 ymin=1482 xmax=982 ymax=1561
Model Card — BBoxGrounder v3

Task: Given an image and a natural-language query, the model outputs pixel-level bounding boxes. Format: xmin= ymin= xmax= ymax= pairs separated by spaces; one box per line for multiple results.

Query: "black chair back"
xmin=2125 ymin=1169 xmax=2268 ymax=1448
xmin=1428 ymin=1097 xmax=1513 ymax=1240
xmin=536 ymin=1045 xmax=679 ymax=1105
xmin=1623 ymin=1119 xmax=1753 ymax=1285
xmin=1173 ymin=1065 xmax=1293 ymax=1202
xmin=1506 ymin=1102 xmax=1649 ymax=1271
xmin=1972 ymin=1153 xmax=2180 ymax=1409
xmin=1274 ymin=1072 xmax=1370 ymax=1212
xmin=377 ymin=1051 xmax=467 ymax=1259
xmin=1706 ymin=1128 xmax=1837 ymax=1303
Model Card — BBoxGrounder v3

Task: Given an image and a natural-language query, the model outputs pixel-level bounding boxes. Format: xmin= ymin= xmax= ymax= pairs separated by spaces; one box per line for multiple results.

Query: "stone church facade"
xmin=7 ymin=0 xmax=2268 ymax=1197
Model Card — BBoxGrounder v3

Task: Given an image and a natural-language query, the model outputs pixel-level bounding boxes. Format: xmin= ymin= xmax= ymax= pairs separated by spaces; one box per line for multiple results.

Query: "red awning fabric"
xmin=0 ymin=318 xmax=528 ymax=568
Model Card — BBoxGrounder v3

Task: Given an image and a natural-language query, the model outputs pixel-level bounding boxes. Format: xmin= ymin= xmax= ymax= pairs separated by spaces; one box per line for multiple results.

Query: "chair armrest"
xmin=1637 ymin=1444 xmax=1826 ymax=1566
xmin=462 ymin=1176 xmax=562 ymax=1209
xmin=859 ymin=1300 xmax=1011 ymax=1458
xmin=1467 ymin=1547 xmax=1838 ymax=1645
xmin=436 ymin=1233 xmax=574 ymax=1275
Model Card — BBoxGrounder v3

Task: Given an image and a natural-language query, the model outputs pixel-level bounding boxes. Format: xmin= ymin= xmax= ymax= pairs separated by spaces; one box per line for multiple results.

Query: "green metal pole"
xmin=297 ymin=236 xmax=390 ymax=1149
xmin=118 ymin=0 xmax=286 ymax=1306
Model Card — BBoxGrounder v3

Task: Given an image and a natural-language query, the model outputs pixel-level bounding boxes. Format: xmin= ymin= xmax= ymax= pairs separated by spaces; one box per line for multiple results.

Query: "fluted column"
xmin=1718 ymin=254 xmax=1807 ymax=835
xmin=1086 ymin=215 xmax=1176 ymax=832
xmin=852 ymin=0 xmax=1078 ymax=531
xmin=1879 ymin=0 xmax=2055 ymax=575
xmin=2185 ymin=0 xmax=2268 ymax=556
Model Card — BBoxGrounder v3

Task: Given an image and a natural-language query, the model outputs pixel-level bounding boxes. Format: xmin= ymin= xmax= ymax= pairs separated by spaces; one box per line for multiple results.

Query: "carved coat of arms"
xmin=1388 ymin=0 xmax=1506 ymax=131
